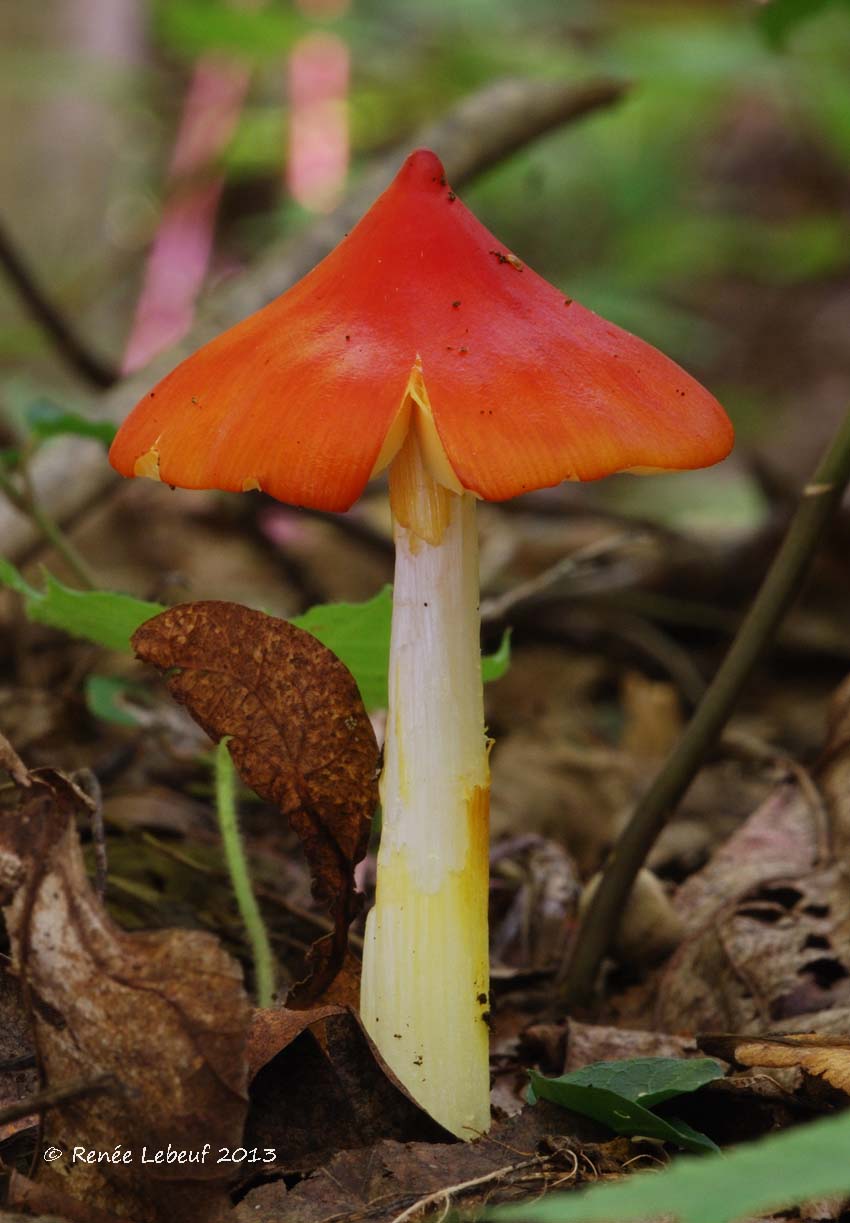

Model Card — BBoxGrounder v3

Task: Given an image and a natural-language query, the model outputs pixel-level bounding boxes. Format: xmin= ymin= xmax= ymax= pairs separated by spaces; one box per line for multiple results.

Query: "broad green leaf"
xmin=0 ymin=558 xmax=164 ymax=652
xmin=85 ymin=675 xmax=148 ymax=727
xmin=292 ymin=587 xmax=393 ymax=713
xmin=28 ymin=577 xmax=164 ymax=652
xmin=533 ymin=1056 xmax=724 ymax=1109
xmin=294 ymin=585 xmax=510 ymax=710
xmin=25 ymin=399 xmax=116 ymax=447
xmin=0 ymin=567 xmax=510 ymax=711
xmin=528 ymin=1069 xmax=719 ymax=1155
xmin=492 ymin=1106 xmax=850 ymax=1223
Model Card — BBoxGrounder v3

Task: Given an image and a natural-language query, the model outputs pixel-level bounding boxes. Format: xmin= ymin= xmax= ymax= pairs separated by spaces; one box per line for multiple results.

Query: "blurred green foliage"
xmin=2 ymin=0 xmax=850 ymax=533
xmin=758 ymin=0 xmax=850 ymax=47
xmin=153 ymin=0 xmax=309 ymax=58
xmin=0 ymin=562 xmax=510 ymax=711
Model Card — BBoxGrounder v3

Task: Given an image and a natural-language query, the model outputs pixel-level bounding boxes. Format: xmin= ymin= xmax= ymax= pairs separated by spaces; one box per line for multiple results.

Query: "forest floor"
xmin=2 ymin=445 xmax=850 ymax=1223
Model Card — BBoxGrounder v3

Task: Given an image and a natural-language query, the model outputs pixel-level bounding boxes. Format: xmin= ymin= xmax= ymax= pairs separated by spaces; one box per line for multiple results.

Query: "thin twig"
xmin=558 ymin=405 xmax=850 ymax=1008
xmin=0 ymin=465 xmax=98 ymax=590
xmin=214 ymin=738 xmax=276 ymax=1006
xmin=0 ymin=731 xmax=30 ymax=786
xmin=73 ymin=768 xmax=108 ymax=898
xmin=387 ymin=1155 xmax=546 ymax=1223
xmin=0 ymin=1073 xmax=118 ymax=1128
xmin=0 ymin=220 xmax=117 ymax=388
xmin=481 ymin=534 xmax=639 ymax=622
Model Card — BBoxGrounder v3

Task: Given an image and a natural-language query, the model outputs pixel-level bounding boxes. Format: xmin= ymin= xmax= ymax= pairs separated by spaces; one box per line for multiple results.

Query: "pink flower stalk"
xmin=286 ymin=31 xmax=350 ymax=213
xmin=122 ymin=59 xmax=250 ymax=374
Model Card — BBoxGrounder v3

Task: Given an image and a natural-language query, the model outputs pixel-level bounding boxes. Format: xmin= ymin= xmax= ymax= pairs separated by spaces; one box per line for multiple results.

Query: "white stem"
xmin=361 ymin=431 xmax=491 ymax=1138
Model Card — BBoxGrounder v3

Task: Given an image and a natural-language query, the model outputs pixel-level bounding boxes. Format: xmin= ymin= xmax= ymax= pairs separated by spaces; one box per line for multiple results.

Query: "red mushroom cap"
xmin=110 ymin=148 xmax=733 ymax=511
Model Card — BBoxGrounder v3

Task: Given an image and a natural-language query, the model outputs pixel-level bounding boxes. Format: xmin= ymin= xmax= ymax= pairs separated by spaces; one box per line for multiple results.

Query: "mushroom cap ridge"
xmin=110 ymin=148 xmax=734 ymax=511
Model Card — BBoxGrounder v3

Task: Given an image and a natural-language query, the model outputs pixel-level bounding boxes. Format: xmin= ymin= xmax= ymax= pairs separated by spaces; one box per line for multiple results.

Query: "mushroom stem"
xmin=361 ymin=429 xmax=491 ymax=1138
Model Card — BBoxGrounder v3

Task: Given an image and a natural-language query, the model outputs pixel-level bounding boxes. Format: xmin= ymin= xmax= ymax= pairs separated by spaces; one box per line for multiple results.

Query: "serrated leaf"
xmin=528 ymin=1070 xmax=719 ymax=1155
xmin=0 ymin=566 xmax=510 ymax=710
xmin=0 ymin=557 xmax=33 ymax=599
xmin=491 ymin=1106 xmax=850 ymax=1223
xmin=0 ymin=559 xmax=166 ymax=652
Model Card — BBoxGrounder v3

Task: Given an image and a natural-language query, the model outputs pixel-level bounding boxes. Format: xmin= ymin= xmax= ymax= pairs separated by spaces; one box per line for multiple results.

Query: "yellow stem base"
xmin=361 ymin=423 xmax=491 ymax=1138
xmin=361 ymin=785 xmax=491 ymax=1137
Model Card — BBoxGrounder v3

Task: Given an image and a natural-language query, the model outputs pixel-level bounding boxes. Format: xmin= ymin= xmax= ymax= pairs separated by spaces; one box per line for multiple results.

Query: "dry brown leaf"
xmin=655 ymin=858 xmax=850 ymax=1033
xmin=7 ymin=1169 xmax=129 ymax=1223
xmin=490 ymin=836 xmax=580 ymax=974
xmin=701 ymin=1033 xmax=850 ymax=1095
xmin=0 ymin=732 xmax=29 ymax=787
xmin=245 ymin=1006 xmax=453 ymax=1173
xmin=0 ymin=963 xmax=37 ymax=1112
xmin=132 ymin=600 xmax=378 ymax=1002
xmin=821 ymin=673 xmax=850 ymax=858
xmin=620 ymin=670 xmax=682 ymax=760
xmin=671 ymin=772 xmax=826 ymax=933
xmin=564 ymin=1020 xmax=697 ymax=1072
xmin=650 ymin=759 xmax=850 ymax=1033
xmin=581 ymin=867 xmax=683 ymax=967
xmin=236 ymin=1104 xmax=629 ymax=1223
xmin=247 ymin=1004 xmax=342 ymax=1079
xmin=0 ymin=772 xmax=250 ymax=1223
xmin=2 ymin=1210 xmax=81 ymax=1223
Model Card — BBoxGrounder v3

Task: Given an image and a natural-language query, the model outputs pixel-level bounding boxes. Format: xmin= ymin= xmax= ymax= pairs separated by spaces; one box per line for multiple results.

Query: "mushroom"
xmin=109 ymin=148 xmax=733 ymax=1138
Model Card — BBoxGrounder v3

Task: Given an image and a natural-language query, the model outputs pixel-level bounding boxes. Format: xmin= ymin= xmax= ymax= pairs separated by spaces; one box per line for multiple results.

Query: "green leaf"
xmin=491 ymin=1106 xmax=850 ymax=1223
xmin=292 ymin=587 xmax=394 ymax=713
xmin=528 ymin=1066 xmax=719 ymax=1155
xmin=533 ymin=1056 xmax=724 ymax=1109
xmin=0 ymin=557 xmax=33 ymax=600
xmin=294 ymin=585 xmax=511 ymax=710
xmin=25 ymin=399 xmax=116 ymax=447
xmin=85 ymin=675 xmax=148 ymax=727
xmin=29 ymin=575 xmax=163 ymax=652
xmin=0 ymin=567 xmax=510 ymax=712
xmin=0 ymin=558 xmax=164 ymax=652
xmin=482 ymin=626 xmax=512 ymax=685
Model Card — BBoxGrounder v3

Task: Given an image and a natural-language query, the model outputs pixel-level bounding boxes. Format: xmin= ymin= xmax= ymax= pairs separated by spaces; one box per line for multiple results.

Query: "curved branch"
xmin=0 ymin=221 xmax=117 ymax=389
xmin=558 ymin=404 xmax=850 ymax=1009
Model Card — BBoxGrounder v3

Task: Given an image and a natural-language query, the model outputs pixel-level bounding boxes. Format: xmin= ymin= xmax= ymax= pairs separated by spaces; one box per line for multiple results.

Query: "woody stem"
xmin=559 ymin=403 xmax=850 ymax=1008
